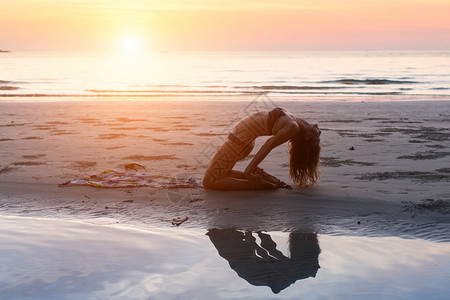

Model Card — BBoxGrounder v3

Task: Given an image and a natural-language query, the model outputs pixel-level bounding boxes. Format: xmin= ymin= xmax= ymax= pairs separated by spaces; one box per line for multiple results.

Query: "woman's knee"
xmin=202 ymin=172 xmax=215 ymax=189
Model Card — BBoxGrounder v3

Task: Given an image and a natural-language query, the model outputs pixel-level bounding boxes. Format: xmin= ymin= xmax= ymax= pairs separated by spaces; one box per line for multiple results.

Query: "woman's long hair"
xmin=289 ymin=122 xmax=321 ymax=187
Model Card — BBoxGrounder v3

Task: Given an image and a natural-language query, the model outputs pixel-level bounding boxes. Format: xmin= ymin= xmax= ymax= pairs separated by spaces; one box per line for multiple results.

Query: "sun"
xmin=119 ymin=36 xmax=141 ymax=53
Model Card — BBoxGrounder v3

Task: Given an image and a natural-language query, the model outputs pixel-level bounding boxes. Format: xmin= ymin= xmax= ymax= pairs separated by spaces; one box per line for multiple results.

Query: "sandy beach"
xmin=1 ymin=97 xmax=449 ymax=298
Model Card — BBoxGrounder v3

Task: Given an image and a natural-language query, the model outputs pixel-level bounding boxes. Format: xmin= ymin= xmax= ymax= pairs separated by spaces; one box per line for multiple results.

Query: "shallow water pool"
xmin=0 ymin=215 xmax=449 ymax=299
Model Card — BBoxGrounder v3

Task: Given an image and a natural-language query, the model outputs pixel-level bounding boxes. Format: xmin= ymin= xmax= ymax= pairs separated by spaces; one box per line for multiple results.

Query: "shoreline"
xmin=1 ymin=94 xmax=450 ymax=103
xmin=1 ymin=179 xmax=449 ymax=242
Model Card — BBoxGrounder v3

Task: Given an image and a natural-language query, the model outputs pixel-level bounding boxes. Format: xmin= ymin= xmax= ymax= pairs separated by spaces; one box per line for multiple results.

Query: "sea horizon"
xmin=1 ymin=50 xmax=449 ymax=101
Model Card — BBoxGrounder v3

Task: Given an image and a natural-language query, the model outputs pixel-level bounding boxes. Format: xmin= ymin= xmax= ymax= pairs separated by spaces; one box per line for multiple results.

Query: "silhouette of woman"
xmin=206 ymin=229 xmax=321 ymax=294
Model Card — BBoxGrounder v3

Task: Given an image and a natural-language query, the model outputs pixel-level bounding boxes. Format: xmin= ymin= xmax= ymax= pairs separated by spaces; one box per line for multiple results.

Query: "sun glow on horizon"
xmin=120 ymin=36 xmax=140 ymax=53
xmin=1 ymin=0 xmax=449 ymax=51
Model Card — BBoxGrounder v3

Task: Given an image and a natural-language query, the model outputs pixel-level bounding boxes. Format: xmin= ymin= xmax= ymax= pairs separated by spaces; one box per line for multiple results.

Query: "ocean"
xmin=1 ymin=51 xmax=450 ymax=100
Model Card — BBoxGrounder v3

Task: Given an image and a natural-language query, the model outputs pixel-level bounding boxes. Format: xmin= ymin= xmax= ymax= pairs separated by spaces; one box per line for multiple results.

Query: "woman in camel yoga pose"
xmin=202 ymin=107 xmax=321 ymax=190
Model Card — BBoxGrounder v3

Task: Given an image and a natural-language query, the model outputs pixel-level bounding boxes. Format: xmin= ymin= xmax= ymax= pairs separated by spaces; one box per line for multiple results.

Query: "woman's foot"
xmin=250 ymin=177 xmax=278 ymax=190
xmin=255 ymin=167 xmax=292 ymax=189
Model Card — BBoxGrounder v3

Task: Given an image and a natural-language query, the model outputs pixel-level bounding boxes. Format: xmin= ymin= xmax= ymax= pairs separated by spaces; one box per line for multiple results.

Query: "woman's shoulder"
xmin=268 ymin=107 xmax=286 ymax=114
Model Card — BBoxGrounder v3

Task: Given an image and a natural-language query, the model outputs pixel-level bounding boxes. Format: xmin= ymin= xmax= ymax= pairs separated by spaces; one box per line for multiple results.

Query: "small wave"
xmin=237 ymin=85 xmax=345 ymax=90
xmin=0 ymin=91 xmax=415 ymax=97
xmin=431 ymin=87 xmax=450 ymax=90
xmin=87 ymin=89 xmax=244 ymax=94
xmin=321 ymin=78 xmax=419 ymax=85
xmin=0 ymin=90 xmax=261 ymax=98
xmin=272 ymin=91 xmax=403 ymax=96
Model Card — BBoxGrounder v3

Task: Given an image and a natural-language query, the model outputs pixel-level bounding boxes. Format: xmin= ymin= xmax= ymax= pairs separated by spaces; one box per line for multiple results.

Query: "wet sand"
xmin=0 ymin=98 xmax=449 ymax=234
xmin=0 ymin=97 xmax=449 ymax=298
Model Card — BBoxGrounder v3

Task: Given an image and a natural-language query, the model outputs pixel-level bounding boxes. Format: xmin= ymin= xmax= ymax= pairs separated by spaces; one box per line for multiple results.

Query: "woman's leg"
xmin=203 ymin=139 xmax=277 ymax=190
xmin=204 ymin=174 xmax=277 ymax=190
xmin=227 ymin=169 xmax=248 ymax=179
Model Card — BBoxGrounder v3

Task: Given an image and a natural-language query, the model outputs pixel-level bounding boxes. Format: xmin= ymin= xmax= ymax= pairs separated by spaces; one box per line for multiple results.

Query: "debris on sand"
xmin=189 ymin=197 xmax=204 ymax=203
xmin=161 ymin=216 xmax=189 ymax=227
xmin=124 ymin=163 xmax=145 ymax=172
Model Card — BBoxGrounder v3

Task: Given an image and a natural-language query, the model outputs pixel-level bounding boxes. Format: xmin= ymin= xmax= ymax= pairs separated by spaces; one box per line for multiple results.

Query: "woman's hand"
xmin=253 ymin=167 xmax=292 ymax=189
xmin=244 ymin=166 xmax=262 ymax=182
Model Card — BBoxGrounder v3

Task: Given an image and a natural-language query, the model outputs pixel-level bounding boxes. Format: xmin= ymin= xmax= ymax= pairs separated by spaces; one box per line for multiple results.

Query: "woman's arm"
xmin=244 ymin=123 xmax=298 ymax=179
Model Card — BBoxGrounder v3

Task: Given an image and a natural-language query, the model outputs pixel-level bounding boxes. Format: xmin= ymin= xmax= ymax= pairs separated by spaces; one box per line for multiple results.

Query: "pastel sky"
xmin=1 ymin=0 xmax=449 ymax=51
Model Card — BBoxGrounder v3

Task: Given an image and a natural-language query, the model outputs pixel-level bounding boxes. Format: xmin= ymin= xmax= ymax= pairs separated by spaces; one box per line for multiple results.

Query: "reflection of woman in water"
xmin=206 ymin=229 xmax=321 ymax=294
xmin=202 ymin=107 xmax=321 ymax=190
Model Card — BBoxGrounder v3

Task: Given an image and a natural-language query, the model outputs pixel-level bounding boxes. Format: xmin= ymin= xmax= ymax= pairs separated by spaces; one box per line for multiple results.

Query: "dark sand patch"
xmin=193 ymin=133 xmax=228 ymax=136
xmin=365 ymin=138 xmax=385 ymax=142
xmin=51 ymin=130 xmax=77 ymax=136
xmin=402 ymin=199 xmax=449 ymax=216
xmin=0 ymin=166 xmax=17 ymax=174
xmin=176 ymin=164 xmax=191 ymax=168
xmin=46 ymin=121 xmax=69 ymax=125
xmin=175 ymin=124 xmax=197 ymax=128
xmin=165 ymin=142 xmax=194 ymax=146
xmin=123 ymin=154 xmax=177 ymax=161
xmin=33 ymin=125 xmax=56 ymax=131
xmin=21 ymin=154 xmax=46 ymax=159
xmin=0 ymin=138 xmax=13 ymax=142
xmin=425 ymin=144 xmax=447 ymax=149
xmin=152 ymin=138 xmax=168 ymax=142
xmin=78 ymin=118 xmax=100 ymax=123
xmin=106 ymin=146 xmax=125 ymax=150
xmin=0 ymin=86 xmax=19 ymax=90
xmin=94 ymin=122 xmax=123 ymax=127
xmin=145 ymin=127 xmax=169 ymax=132
xmin=355 ymin=171 xmax=450 ymax=182
xmin=171 ymin=128 xmax=191 ymax=131
xmin=164 ymin=116 xmax=188 ymax=119
xmin=365 ymin=117 xmax=390 ymax=121
xmin=380 ymin=120 xmax=422 ymax=124
xmin=335 ymin=130 xmax=391 ymax=139
xmin=110 ymin=127 xmax=139 ymax=130
xmin=379 ymin=126 xmax=449 ymax=142
xmin=22 ymin=136 xmax=43 ymax=140
xmin=321 ymin=119 xmax=363 ymax=123
xmin=408 ymin=140 xmax=424 ymax=143
xmin=397 ymin=151 xmax=449 ymax=160
xmin=12 ymin=162 xmax=46 ymax=166
xmin=0 ymin=123 xmax=27 ymax=127
xmin=115 ymin=117 xmax=147 ymax=122
xmin=98 ymin=133 xmax=127 ymax=139
xmin=321 ymin=157 xmax=376 ymax=167
xmin=71 ymin=161 xmax=98 ymax=170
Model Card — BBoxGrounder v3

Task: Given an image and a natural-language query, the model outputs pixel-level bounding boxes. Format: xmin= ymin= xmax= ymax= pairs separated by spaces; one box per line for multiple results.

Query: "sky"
xmin=1 ymin=0 xmax=449 ymax=52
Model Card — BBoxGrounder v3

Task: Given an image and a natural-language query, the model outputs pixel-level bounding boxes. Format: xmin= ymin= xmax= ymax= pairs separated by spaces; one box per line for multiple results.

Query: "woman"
xmin=202 ymin=107 xmax=321 ymax=190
